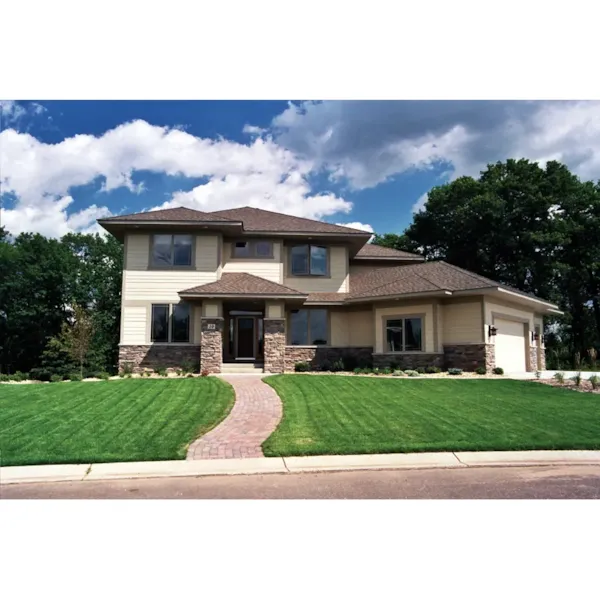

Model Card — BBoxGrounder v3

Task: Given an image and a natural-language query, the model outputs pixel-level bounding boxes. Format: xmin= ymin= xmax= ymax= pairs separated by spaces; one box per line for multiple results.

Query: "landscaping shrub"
xmin=535 ymin=370 xmax=541 ymax=380
xmin=447 ymin=368 xmax=463 ymax=376
xmin=120 ymin=361 xmax=134 ymax=376
xmin=392 ymin=370 xmax=406 ymax=377
xmin=553 ymin=372 xmax=565 ymax=384
xmin=357 ymin=359 xmax=373 ymax=370
xmin=424 ymin=366 xmax=441 ymax=374
xmin=69 ymin=373 xmax=83 ymax=382
xmin=30 ymin=367 xmax=52 ymax=382
xmin=0 ymin=374 xmax=9 ymax=382
xmin=475 ymin=367 xmax=487 ymax=375
xmin=492 ymin=367 xmax=504 ymax=375
xmin=571 ymin=372 xmax=582 ymax=387
xmin=200 ymin=369 xmax=210 ymax=377
xmin=589 ymin=374 xmax=600 ymax=390
xmin=388 ymin=361 xmax=399 ymax=371
xmin=155 ymin=366 xmax=168 ymax=377
xmin=382 ymin=367 xmax=392 ymax=375
xmin=330 ymin=358 xmax=345 ymax=372
xmin=361 ymin=367 xmax=372 ymax=375
xmin=415 ymin=366 xmax=426 ymax=374
xmin=96 ymin=372 xmax=110 ymax=380
xmin=9 ymin=371 xmax=28 ymax=381
xmin=294 ymin=361 xmax=310 ymax=373
xmin=353 ymin=367 xmax=363 ymax=375
xmin=186 ymin=373 xmax=194 ymax=378
xmin=404 ymin=369 xmax=419 ymax=377
xmin=372 ymin=368 xmax=382 ymax=376
xmin=180 ymin=359 xmax=197 ymax=374
xmin=50 ymin=374 xmax=63 ymax=383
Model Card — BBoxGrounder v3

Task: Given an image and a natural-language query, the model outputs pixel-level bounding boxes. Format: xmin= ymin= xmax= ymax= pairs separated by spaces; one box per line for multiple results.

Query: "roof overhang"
xmin=452 ymin=287 xmax=563 ymax=314
xmin=98 ymin=219 xmax=244 ymax=241
xmin=178 ymin=292 xmax=308 ymax=301
xmin=352 ymin=255 xmax=425 ymax=262
xmin=345 ymin=290 xmax=453 ymax=304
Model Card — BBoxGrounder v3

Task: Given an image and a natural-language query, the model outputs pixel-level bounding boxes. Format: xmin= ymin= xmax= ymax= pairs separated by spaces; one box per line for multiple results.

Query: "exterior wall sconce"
xmin=532 ymin=331 xmax=540 ymax=342
xmin=488 ymin=325 xmax=497 ymax=338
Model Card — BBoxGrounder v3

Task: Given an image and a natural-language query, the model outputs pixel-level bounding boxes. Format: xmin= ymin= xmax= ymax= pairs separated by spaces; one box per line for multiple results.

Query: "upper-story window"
xmin=151 ymin=234 xmax=193 ymax=267
xmin=232 ymin=240 xmax=273 ymax=259
xmin=290 ymin=244 xmax=328 ymax=276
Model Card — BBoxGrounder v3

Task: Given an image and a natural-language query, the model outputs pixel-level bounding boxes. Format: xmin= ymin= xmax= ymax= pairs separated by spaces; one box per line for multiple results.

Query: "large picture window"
xmin=290 ymin=309 xmax=328 ymax=345
xmin=290 ymin=245 xmax=328 ymax=276
xmin=232 ymin=240 xmax=273 ymax=258
xmin=385 ymin=317 xmax=423 ymax=352
xmin=151 ymin=234 xmax=193 ymax=267
xmin=151 ymin=303 xmax=191 ymax=343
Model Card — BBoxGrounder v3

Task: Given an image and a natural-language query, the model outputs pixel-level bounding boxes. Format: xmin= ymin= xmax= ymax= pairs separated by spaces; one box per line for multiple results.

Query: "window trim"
xmin=149 ymin=234 xmax=195 ymax=270
xmin=287 ymin=308 xmax=330 ymax=346
xmin=383 ymin=314 xmax=425 ymax=353
xmin=150 ymin=302 xmax=193 ymax=344
xmin=288 ymin=244 xmax=330 ymax=277
xmin=230 ymin=240 xmax=274 ymax=259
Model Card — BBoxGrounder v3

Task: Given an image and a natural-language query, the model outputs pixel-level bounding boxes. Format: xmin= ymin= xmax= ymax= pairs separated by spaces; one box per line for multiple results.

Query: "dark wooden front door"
xmin=236 ymin=317 xmax=255 ymax=358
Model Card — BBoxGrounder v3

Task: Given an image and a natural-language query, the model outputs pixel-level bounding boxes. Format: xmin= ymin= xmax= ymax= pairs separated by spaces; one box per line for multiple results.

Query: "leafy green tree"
xmin=57 ymin=304 xmax=95 ymax=378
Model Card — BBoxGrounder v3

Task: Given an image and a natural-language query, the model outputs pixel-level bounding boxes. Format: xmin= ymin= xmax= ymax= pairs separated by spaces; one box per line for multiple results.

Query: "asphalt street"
xmin=3 ymin=465 xmax=600 ymax=499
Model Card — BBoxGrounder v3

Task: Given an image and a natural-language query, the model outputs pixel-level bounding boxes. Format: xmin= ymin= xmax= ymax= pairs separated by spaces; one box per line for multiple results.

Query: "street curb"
xmin=2 ymin=450 xmax=600 ymax=485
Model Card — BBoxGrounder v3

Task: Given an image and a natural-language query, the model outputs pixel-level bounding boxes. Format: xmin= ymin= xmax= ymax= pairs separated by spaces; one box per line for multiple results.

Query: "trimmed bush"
xmin=404 ymin=369 xmax=419 ymax=377
xmin=589 ymin=374 xmax=600 ymax=390
xmin=415 ymin=366 xmax=426 ymax=374
xmin=475 ymin=367 xmax=487 ymax=375
xmin=382 ymin=367 xmax=392 ymax=375
xmin=0 ymin=374 xmax=9 ymax=382
xmin=294 ymin=361 xmax=310 ymax=373
xmin=50 ymin=374 xmax=63 ymax=383
xmin=424 ymin=366 xmax=441 ymax=374
xmin=571 ymin=372 xmax=582 ymax=387
xmin=30 ymin=367 xmax=52 ymax=382
xmin=330 ymin=358 xmax=345 ymax=372
xmin=10 ymin=371 xmax=28 ymax=381
xmin=353 ymin=367 xmax=363 ymax=375
xmin=96 ymin=371 xmax=110 ymax=380
xmin=553 ymin=371 xmax=565 ymax=384
xmin=392 ymin=370 xmax=406 ymax=377
xmin=69 ymin=373 xmax=83 ymax=382
xmin=447 ymin=368 xmax=463 ymax=376
xmin=492 ymin=367 xmax=504 ymax=375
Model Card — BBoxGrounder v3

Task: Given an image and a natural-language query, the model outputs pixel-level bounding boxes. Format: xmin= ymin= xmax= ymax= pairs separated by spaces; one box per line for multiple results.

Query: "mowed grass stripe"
xmin=0 ymin=378 xmax=234 ymax=466
xmin=263 ymin=376 xmax=600 ymax=456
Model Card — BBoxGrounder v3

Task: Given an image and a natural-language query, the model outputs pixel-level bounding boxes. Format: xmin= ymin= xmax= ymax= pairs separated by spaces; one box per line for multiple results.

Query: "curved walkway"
xmin=187 ymin=375 xmax=283 ymax=460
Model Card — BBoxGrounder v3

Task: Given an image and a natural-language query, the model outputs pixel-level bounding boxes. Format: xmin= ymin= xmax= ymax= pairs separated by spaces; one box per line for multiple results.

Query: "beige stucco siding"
xmin=121 ymin=305 xmax=148 ymax=344
xmin=375 ymin=304 xmax=435 ymax=353
xmin=441 ymin=300 xmax=484 ymax=344
xmin=222 ymin=241 xmax=283 ymax=283
xmin=329 ymin=309 xmax=374 ymax=347
xmin=484 ymin=298 xmax=536 ymax=349
xmin=284 ymin=246 xmax=349 ymax=293
xmin=122 ymin=233 xmax=219 ymax=303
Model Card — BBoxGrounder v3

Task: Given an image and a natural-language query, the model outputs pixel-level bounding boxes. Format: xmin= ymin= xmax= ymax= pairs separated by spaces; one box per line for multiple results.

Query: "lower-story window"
xmin=290 ymin=309 xmax=328 ymax=345
xmin=385 ymin=316 xmax=422 ymax=352
xmin=151 ymin=303 xmax=191 ymax=343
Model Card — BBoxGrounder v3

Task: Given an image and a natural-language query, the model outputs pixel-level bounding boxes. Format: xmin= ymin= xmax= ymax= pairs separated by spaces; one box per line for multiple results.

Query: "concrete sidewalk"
xmin=2 ymin=450 xmax=600 ymax=485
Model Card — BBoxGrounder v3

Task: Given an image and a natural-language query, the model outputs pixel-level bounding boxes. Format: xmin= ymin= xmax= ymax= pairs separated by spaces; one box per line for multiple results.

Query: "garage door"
xmin=494 ymin=318 xmax=527 ymax=372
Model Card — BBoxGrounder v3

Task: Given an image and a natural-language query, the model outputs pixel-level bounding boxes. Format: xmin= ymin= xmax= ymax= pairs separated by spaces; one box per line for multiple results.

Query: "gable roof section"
xmin=179 ymin=273 xmax=307 ymax=298
xmin=208 ymin=206 xmax=371 ymax=235
xmin=99 ymin=206 xmax=237 ymax=223
xmin=354 ymin=244 xmax=424 ymax=260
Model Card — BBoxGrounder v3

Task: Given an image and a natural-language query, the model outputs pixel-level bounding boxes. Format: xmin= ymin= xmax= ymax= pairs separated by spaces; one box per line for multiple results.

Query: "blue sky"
xmin=1 ymin=100 xmax=599 ymax=237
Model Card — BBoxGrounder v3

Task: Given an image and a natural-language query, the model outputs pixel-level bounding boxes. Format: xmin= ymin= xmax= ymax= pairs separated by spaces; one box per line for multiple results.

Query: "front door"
xmin=236 ymin=317 xmax=255 ymax=359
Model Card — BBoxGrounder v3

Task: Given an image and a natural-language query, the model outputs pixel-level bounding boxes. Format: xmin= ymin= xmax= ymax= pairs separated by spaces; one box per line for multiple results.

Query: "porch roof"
xmin=178 ymin=273 xmax=307 ymax=299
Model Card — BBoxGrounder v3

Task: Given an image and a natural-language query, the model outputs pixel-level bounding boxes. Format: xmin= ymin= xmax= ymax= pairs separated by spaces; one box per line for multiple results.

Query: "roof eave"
xmin=345 ymin=290 xmax=452 ymax=304
xmin=352 ymin=255 xmax=425 ymax=262
xmin=178 ymin=292 xmax=308 ymax=300
xmin=452 ymin=286 xmax=562 ymax=313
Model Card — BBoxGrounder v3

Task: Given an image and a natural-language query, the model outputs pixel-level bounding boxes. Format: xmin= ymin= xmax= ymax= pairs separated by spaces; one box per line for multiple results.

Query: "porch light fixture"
xmin=488 ymin=325 xmax=498 ymax=338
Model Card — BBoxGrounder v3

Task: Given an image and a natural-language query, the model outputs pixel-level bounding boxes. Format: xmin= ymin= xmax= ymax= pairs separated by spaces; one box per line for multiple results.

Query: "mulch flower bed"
xmin=535 ymin=378 xmax=600 ymax=394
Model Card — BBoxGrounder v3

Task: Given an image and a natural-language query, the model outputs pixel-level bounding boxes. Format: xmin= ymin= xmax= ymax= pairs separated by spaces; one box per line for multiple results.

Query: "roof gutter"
xmin=345 ymin=290 xmax=453 ymax=304
xmin=178 ymin=292 xmax=308 ymax=300
xmin=452 ymin=286 xmax=562 ymax=312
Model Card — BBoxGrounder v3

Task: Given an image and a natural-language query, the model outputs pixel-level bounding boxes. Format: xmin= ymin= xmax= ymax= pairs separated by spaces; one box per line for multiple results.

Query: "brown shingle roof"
xmin=348 ymin=261 xmax=542 ymax=300
xmin=208 ymin=206 xmax=371 ymax=235
xmin=355 ymin=244 xmax=423 ymax=259
xmin=179 ymin=273 xmax=306 ymax=297
xmin=100 ymin=206 xmax=236 ymax=222
xmin=306 ymin=293 xmax=349 ymax=303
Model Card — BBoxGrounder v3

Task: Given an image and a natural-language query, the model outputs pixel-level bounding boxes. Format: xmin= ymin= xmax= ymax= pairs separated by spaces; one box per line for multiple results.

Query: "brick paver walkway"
xmin=187 ymin=375 xmax=283 ymax=460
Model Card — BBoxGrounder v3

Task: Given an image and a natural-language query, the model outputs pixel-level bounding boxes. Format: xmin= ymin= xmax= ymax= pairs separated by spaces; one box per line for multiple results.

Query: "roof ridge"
xmin=224 ymin=272 xmax=303 ymax=294
xmin=209 ymin=206 xmax=370 ymax=234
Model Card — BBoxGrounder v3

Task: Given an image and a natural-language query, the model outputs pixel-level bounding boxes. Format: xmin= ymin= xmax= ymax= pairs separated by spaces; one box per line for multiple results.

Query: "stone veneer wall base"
xmin=264 ymin=319 xmax=286 ymax=373
xmin=443 ymin=344 xmax=495 ymax=372
xmin=373 ymin=353 xmax=444 ymax=370
xmin=200 ymin=318 xmax=223 ymax=374
xmin=284 ymin=347 xmax=373 ymax=372
xmin=119 ymin=345 xmax=201 ymax=373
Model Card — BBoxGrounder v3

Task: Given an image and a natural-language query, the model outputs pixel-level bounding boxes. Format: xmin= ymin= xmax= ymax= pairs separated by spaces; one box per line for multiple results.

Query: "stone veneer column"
xmin=263 ymin=318 xmax=285 ymax=373
xmin=200 ymin=317 xmax=223 ymax=374
xmin=538 ymin=346 xmax=546 ymax=370
xmin=529 ymin=345 xmax=538 ymax=372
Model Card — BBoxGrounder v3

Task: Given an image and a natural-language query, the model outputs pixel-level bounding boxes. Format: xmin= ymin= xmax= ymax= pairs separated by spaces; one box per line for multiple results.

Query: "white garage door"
xmin=494 ymin=318 xmax=527 ymax=372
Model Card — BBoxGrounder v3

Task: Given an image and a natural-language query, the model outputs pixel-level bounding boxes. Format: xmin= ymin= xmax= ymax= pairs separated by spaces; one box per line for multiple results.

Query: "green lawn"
xmin=263 ymin=375 xmax=600 ymax=456
xmin=0 ymin=378 xmax=234 ymax=467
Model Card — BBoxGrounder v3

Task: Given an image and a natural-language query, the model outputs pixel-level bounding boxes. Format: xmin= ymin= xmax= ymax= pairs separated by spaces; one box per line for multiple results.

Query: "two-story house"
xmin=98 ymin=206 xmax=560 ymax=374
